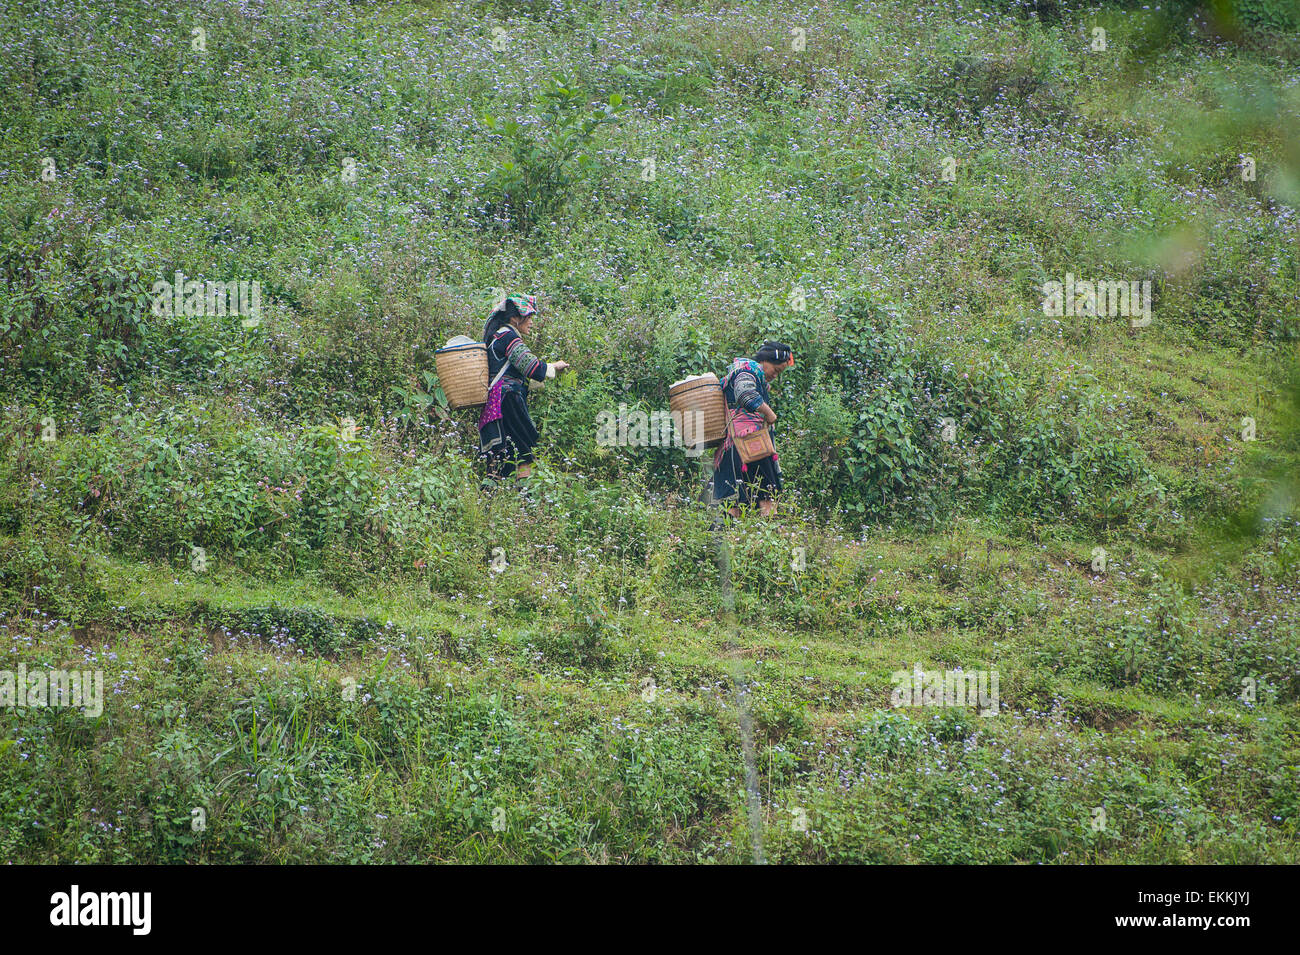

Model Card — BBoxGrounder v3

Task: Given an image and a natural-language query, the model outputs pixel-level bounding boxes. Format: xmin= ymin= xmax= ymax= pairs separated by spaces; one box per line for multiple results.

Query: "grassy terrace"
xmin=1 ymin=0 xmax=1297 ymax=862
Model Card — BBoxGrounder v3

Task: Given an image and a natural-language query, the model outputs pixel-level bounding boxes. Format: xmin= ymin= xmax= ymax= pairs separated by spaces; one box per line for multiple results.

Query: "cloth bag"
xmin=725 ymin=408 xmax=775 ymax=465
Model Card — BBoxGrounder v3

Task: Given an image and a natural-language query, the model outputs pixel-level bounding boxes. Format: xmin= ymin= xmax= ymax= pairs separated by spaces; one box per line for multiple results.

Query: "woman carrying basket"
xmin=712 ymin=341 xmax=794 ymax=518
xmin=478 ymin=293 xmax=569 ymax=481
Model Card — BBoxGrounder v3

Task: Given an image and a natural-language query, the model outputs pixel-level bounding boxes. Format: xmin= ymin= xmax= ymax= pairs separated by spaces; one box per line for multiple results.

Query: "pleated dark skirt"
xmin=479 ymin=383 xmax=538 ymax=479
xmin=712 ymin=445 xmax=782 ymax=506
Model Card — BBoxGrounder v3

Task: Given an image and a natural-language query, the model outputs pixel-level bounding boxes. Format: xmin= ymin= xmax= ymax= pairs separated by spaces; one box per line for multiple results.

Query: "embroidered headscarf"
xmin=483 ymin=292 xmax=539 ymax=343
xmin=494 ymin=293 xmax=536 ymax=320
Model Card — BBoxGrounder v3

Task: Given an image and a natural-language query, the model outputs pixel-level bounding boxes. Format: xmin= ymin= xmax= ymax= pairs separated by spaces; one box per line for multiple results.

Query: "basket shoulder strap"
xmin=487 ymin=328 xmax=518 ymax=391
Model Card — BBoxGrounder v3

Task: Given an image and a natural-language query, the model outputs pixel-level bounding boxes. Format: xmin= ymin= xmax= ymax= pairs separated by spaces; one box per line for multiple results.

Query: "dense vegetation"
xmin=1 ymin=0 xmax=1297 ymax=863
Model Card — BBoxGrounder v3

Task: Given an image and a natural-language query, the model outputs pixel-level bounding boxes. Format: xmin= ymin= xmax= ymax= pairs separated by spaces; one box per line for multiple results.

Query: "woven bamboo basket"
xmin=435 ymin=341 xmax=489 ymax=409
xmin=669 ymin=373 xmax=727 ymax=449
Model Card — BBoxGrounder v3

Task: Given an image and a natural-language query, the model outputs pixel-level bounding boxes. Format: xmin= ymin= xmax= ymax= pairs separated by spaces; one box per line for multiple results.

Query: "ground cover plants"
xmin=1 ymin=0 xmax=1297 ymax=863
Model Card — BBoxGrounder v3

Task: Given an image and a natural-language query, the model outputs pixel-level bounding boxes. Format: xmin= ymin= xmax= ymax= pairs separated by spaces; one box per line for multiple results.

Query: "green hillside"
xmin=1 ymin=0 xmax=1298 ymax=863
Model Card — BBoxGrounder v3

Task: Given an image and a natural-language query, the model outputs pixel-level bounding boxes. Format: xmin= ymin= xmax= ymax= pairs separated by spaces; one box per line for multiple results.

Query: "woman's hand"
xmin=759 ymin=403 xmax=777 ymax=425
xmin=552 ymin=361 xmax=570 ymax=374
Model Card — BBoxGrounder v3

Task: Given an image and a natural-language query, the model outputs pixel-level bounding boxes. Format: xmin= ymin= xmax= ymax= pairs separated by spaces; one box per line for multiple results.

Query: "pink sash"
xmin=478 ymin=381 xmax=504 ymax=429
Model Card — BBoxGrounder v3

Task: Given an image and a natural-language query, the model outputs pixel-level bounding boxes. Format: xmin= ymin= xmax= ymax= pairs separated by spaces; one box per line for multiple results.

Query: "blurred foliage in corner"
xmin=1131 ymin=0 xmax=1300 ymax=555
xmin=1219 ymin=366 xmax=1300 ymax=545
xmin=991 ymin=0 xmax=1299 ymax=34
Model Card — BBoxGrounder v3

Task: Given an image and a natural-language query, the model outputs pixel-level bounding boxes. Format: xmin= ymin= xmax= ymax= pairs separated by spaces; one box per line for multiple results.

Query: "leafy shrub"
xmin=479 ymin=76 xmax=627 ymax=233
xmin=0 ymin=528 xmax=107 ymax=623
xmin=538 ymin=591 xmax=619 ymax=668
xmin=852 ymin=710 xmax=925 ymax=762
xmin=284 ymin=257 xmax=453 ymax=418
xmin=0 ymin=186 xmax=153 ymax=399
xmin=1228 ymin=0 xmax=1300 ymax=31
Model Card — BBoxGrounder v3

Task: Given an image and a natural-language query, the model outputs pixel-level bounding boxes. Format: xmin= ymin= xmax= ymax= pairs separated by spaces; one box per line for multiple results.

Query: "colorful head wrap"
xmin=483 ymin=292 xmax=540 ymax=345
xmin=492 ymin=292 xmax=537 ymax=320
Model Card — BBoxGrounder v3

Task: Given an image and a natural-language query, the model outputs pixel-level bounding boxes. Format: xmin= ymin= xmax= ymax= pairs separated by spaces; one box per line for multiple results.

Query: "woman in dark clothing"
xmin=712 ymin=341 xmax=794 ymax=517
xmin=478 ymin=293 xmax=569 ymax=480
